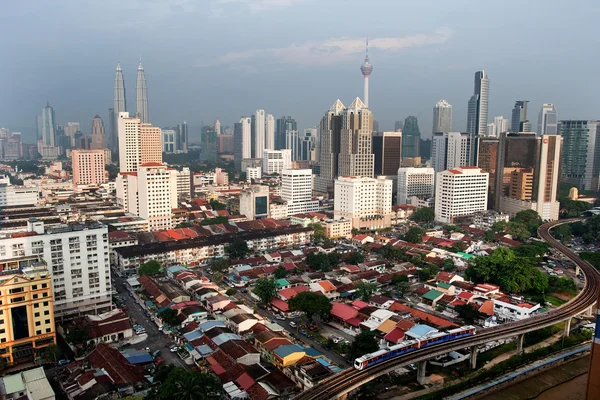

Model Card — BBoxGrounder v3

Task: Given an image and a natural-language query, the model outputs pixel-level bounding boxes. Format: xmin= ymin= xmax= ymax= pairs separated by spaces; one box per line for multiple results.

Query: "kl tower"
xmin=360 ymin=38 xmax=373 ymax=108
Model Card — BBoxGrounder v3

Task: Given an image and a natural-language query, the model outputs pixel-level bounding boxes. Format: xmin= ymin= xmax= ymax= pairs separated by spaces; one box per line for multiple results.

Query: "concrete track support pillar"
xmin=584 ymin=306 xmax=593 ymax=318
xmin=470 ymin=347 xmax=478 ymax=369
xmin=516 ymin=334 xmax=525 ymax=354
xmin=337 ymin=394 xmax=348 ymax=400
xmin=575 ymin=265 xmax=581 ymax=276
xmin=564 ymin=317 xmax=571 ymax=338
xmin=417 ymin=360 xmax=427 ymax=385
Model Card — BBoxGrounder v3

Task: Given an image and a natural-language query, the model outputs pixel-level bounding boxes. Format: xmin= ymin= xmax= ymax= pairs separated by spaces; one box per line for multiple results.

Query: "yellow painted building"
xmin=0 ymin=256 xmax=55 ymax=364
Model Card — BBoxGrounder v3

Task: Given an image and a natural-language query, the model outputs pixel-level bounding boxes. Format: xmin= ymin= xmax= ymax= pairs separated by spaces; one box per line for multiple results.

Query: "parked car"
xmin=154 ymin=357 xmax=165 ymax=366
xmin=57 ymin=359 xmax=71 ymax=366
xmin=289 ymin=321 xmax=297 ymax=327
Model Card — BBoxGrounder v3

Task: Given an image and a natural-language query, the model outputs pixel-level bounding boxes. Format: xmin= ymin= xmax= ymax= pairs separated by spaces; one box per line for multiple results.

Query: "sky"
xmin=1 ymin=0 xmax=599 ymax=143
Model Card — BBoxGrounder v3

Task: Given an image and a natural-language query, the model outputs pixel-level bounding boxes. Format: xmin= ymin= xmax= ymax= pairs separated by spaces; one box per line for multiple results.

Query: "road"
xmin=236 ymin=291 xmax=351 ymax=367
xmin=112 ymin=272 xmax=188 ymax=369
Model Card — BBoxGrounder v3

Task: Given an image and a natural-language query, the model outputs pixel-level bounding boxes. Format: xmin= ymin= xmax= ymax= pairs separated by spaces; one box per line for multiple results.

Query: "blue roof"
xmin=316 ymin=358 xmax=330 ymax=367
xmin=196 ymin=344 xmax=214 ymax=356
xmin=184 ymin=343 xmax=194 ymax=351
xmin=183 ymin=330 xmax=204 ymax=342
xmin=273 ymin=344 xmax=305 ymax=358
xmin=120 ymin=350 xmax=153 ymax=364
xmin=145 ymin=300 xmax=155 ymax=308
xmin=213 ymin=333 xmax=241 ymax=346
xmin=329 ymin=366 xmax=344 ymax=373
xmin=305 ymin=347 xmax=322 ymax=357
xmin=199 ymin=320 xmax=226 ymax=332
xmin=406 ymin=324 xmax=438 ymax=339
xmin=167 ymin=265 xmax=186 ymax=274
xmin=157 ymin=303 xmax=174 ymax=313
xmin=233 ymin=265 xmax=253 ymax=272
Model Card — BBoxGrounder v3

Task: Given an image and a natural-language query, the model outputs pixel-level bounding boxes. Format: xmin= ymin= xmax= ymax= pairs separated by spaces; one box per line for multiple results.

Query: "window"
xmin=35 ymin=322 xmax=40 ymax=326
xmin=36 ymin=330 xmax=41 ymax=335
xmin=45 ymin=319 xmax=50 ymax=324
xmin=46 ymin=328 xmax=51 ymax=333
xmin=34 ymin=313 xmax=39 ymax=318
xmin=41 ymin=284 xmax=47 ymax=289
xmin=43 ymin=302 xmax=48 ymax=307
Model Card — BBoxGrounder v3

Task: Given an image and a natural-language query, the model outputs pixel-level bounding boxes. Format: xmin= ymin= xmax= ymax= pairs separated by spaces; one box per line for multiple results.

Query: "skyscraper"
xmin=338 ymin=97 xmax=374 ymax=178
xmin=538 ymin=104 xmax=558 ymax=135
xmin=315 ymin=100 xmax=344 ymax=196
xmin=234 ymin=117 xmax=252 ymax=171
xmin=433 ymin=100 xmax=452 ymax=133
xmin=177 ymin=121 xmax=188 ymax=153
xmin=372 ymin=132 xmax=402 ymax=176
xmin=252 ymin=110 xmax=266 ymax=159
xmin=112 ymin=63 xmax=127 ymax=152
xmin=490 ymin=116 xmax=509 ymax=137
xmin=435 ymin=167 xmax=489 ymax=224
xmin=90 ymin=115 xmax=106 ymax=150
xmin=431 ymin=132 xmax=471 ymax=173
xmin=136 ymin=60 xmax=148 ymax=123
xmin=495 ymin=132 xmax=562 ymax=220
xmin=466 ymin=71 xmax=489 ymax=163
xmin=402 ymin=116 xmax=421 ymax=159
xmin=394 ymin=120 xmax=404 ymax=132
xmin=477 ymin=137 xmax=499 ymax=208
xmin=118 ymin=112 xmax=161 ymax=173
xmin=265 ymin=114 xmax=275 ymax=150
xmin=360 ymin=39 xmax=373 ymax=108
xmin=63 ymin=122 xmax=81 ymax=148
xmin=511 ymin=101 xmax=531 ymax=133
xmin=38 ymin=103 xmax=56 ymax=147
xmin=214 ymin=120 xmax=221 ymax=136
xmin=276 ymin=116 xmax=297 ymax=151
xmin=558 ymin=120 xmax=600 ymax=191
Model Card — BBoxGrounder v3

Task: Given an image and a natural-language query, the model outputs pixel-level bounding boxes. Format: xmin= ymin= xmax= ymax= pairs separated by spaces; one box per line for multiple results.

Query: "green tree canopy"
xmin=513 ymin=241 xmax=549 ymax=258
xmin=346 ymin=251 xmax=365 ymax=265
xmin=355 ymin=281 xmax=378 ymax=301
xmin=443 ymin=258 xmax=456 ymax=272
xmin=305 ymin=252 xmax=340 ymax=272
xmin=39 ymin=344 xmax=62 ymax=362
xmin=211 ymin=258 xmax=230 ymax=272
xmin=310 ymin=223 xmax=326 ymax=242
xmin=225 ymin=288 xmax=237 ymax=296
xmin=466 ymin=247 xmax=549 ymax=293
xmin=410 ymin=207 xmax=435 ymax=224
xmin=559 ymin=198 xmax=593 ymax=218
xmin=288 ymin=291 xmax=332 ymax=321
xmin=227 ymin=237 xmax=249 ymax=259
xmin=551 ymin=224 xmax=572 ymax=241
xmin=66 ymin=326 xmax=89 ymax=345
xmin=158 ymin=308 xmax=180 ymax=327
xmin=158 ymin=367 xmax=221 ymax=400
xmin=454 ymin=304 xmax=485 ymax=324
xmin=349 ymin=331 xmax=379 ymax=360
xmin=513 ymin=209 xmax=542 ymax=235
xmin=209 ymin=199 xmax=227 ymax=211
xmin=199 ymin=216 xmax=229 ymax=226
xmin=273 ymin=266 xmax=288 ymax=279
xmin=484 ymin=230 xmax=496 ymax=242
xmin=138 ymin=260 xmax=162 ymax=276
xmin=404 ymin=227 xmax=425 ymax=244
xmin=252 ymin=278 xmax=277 ymax=304
xmin=418 ymin=264 xmax=439 ymax=282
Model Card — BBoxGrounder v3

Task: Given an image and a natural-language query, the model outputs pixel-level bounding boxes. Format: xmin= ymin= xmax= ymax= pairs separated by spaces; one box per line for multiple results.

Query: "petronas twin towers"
xmin=111 ymin=60 xmax=148 ymax=152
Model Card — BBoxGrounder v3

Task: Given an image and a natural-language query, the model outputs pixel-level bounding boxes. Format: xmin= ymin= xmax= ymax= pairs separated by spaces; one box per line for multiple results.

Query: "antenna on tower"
xmin=366 ymin=37 xmax=369 ymax=54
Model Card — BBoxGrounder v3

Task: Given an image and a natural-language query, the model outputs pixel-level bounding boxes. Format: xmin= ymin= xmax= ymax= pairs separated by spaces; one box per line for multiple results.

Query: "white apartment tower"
xmin=431 ymin=132 xmax=471 ymax=173
xmin=435 ymin=166 xmax=489 ymax=224
xmin=253 ymin=110 xmax=266 ymax=159
xmin=433 ymin=100 xmax=452 ymax=133
xmin=265 ymin=114 xmax=275 ymax=151
xmin=338 ymin=98 xmax=374 ymax=178
xmin=118 ymin=112 xmax=162 ymax=173
xmin=281 ymin=169 xmax=319 ymax=215
xmin=0 ymin=220 xmax=112 ymax=318
xmin=263 ymin=149 xmax=292 ymax=175
xmin=334 ymin=176 xmax=393 ymax=230
xmin=397 ymin=167 xmax=435 ymax=204
xmin=116 ymin=163 xmax=178 ymax=231
xmin=538 ymin=104 xmax=558 ymax=135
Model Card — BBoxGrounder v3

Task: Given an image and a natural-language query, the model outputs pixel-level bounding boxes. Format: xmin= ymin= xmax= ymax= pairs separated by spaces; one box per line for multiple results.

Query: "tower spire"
xmin=360 ymin=36 xmax=373 ymax=108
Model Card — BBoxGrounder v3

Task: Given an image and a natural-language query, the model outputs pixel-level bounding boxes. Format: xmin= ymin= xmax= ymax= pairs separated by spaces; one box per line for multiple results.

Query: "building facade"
xmin=90 ymin=115 xmax=106 ymax=150
xmin=314 ymin=100 xmax=344 ymax=197
xmin=0 ymin=184 xmax=38 ymax=207
xmin=435 ymin=166 xmax=489 ymax=224
xmin=402 ymin=116 xmax=421 ymax=159
xmin=373 ymin=132 xmax=402 ymax=176
xmin=431 ymin=132 xmax=471 ymax=173
xmin=338 ymin=98 xmax=374 ymax=178
xmin=558 ymin=120 xmax=600 ymax=192
xmin=397 ymin=167 xmax=435 ymax=205
xmin=466 ymin=71 xmax=489 ymax=164
xmin=72 ymin=149 xmax=106 ymax=185
xmin=538 ymin=104 xmax=558 ymax=136
xmin=281 ymin=169 xmax=318 ymax=215
xmin=511 ymin=101 xmax=531 ymax=133
xmin=433 ymin=100 xmax=452 ymax=133
xmin=240 ymin=186 xmax=270 ymax=220
xmin=118 ymin=112 xmax=162 ymax=173
xmin=334 ymin=176 xmax=393 ymax=230
xmin=135 ymin=61 xmax=148 ymax=123
xmin=234 ymin=118 xmax=252 ymax=171
xmin=263 ymin=150 xmax=292 ymax=176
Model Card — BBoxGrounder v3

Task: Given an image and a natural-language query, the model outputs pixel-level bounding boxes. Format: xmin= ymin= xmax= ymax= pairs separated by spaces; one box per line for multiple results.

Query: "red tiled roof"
xmin=436 ymin=272 xmax=456 ymax=284
xmin=236 ymin=372 xmax=256 ymax=391
xmin=346 ymin=316 xmax=366 ymax=327
xmin=331 ymin=302 xmax=359 ymax=321
xmin=270 ymin=298 xmax=289 ymax=312
xmin=389 ymin=302 xmax=457 ymax=329
xmin=384 ymin=328 xmax=406 ymax=343
xmin=248 ymin=383 xmax=269 ymax=400
xmin=139 ymin=162 xmax=164 ymax=167
xmin=264 ymin=338 xmax=292 ymax=351
xmin=479 ymin=301 xmax=495 ymax=316
xmin=396 ymin=320 xmax=415 ymax=331
xmin=351 ymin=300 xmax=369 ymax=310
xmin=87 ymin=344 xmax=146 ymax=386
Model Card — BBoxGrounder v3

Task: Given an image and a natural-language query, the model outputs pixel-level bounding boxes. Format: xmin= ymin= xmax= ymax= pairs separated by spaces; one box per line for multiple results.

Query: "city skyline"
xmin=2 ymin=1 xmax=598 ymax=142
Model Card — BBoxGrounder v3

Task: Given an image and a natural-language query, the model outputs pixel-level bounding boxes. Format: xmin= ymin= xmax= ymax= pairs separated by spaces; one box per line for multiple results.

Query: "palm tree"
xmin=173 ymin=375 xmax=206 ymax=400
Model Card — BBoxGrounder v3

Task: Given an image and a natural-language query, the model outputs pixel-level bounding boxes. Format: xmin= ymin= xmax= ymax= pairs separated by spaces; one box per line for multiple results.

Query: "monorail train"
xmin=354 ymin=325 xmax=476 ymax=370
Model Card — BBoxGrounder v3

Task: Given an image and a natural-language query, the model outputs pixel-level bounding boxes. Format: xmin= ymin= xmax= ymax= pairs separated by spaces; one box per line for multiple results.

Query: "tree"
xmin=209 ymin=199 xmax=227 ymax=211
xmin=252 ymin=278 xmax=277 ymax=305
xmin=288 ymin=292 xmax=332 ymax=321
xmin=199 ymin=216 xmax=229 ymax=226
xmin=212 ymin=271 xmax=223 ymax=283
xmin=305 ymin=252 xmax=340 ymax=272
xmin=66 ymin=326 xmax=89 ymax=345
xmin=349 ymin=331 xmax=379 ymax=360
xmin=346 ymin=252 xmax=365 ymax=265
xmin=159 ymin=368 xmax=221 ymax=400
xmin=404 ymin=227 xmax=425 ymax=244
xmin=513 ymin=209 xmax=542 ymax=235
xmin=454 ymin=304 xmax=485 ymax=324
xmin=226 ymin=238 xmax=249 ymax=259
xmin=211 ymin=258 xmax=230 ymax=272
xmin=410 ymin=207 xmax=435 ymax=224
xmin=159 ymin=308 xmax=180 ymax=327
xmin=138 ymin=260 xmax=161 ymax=276
xmin=552 ymin=224 xmax=572 ymax=241
xmin=514 ymin=242 xmax=548 ymax=258
xmin=310 ymin=223 xmax=326 ymax=242
xmin=548 ymin=276 xmax=577 ymax=294
xmin=39 ymin=344 xmax=61 ymax=363
xmin=391 ymin=274 xmax=408 ymax=285
xmin=484 ymin=230 xmax=496 ymax=242
xmin=559 ymin=198 xmax=592 ymax=218
xmin=418 ymin=264 xmax=439 ymax=282
xmin=225 ymin=288 xmax=237 ymax=296
xmin=443 ymin=258 xmax=456 ymax=272
xmin=105 ymin=164 xmax=119 ymax=180
xmin=175 ymin=222 xmax=193 ymax=228
xmin=351 ymin=228 xmax=360 ymax=236
xmin=356 ymin=281 xmax=378 ymax=301
xmin=581 ymin=252 xmax=600 ymax=270
xmin=273 ymin=266 xmax=288 ymax=279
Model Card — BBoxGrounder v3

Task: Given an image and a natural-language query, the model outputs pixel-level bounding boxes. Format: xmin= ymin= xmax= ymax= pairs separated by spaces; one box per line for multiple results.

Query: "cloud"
xmin=197 ymin=29 xmax=453 ymax=68
xmin=212 ymin=0 xmax=306 ymax=11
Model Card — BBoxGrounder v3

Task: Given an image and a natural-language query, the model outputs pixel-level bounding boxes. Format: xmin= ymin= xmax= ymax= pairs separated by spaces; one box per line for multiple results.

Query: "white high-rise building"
xmin=162 ymin=128 xmax=177 ymax=153
xmin=538 ymin=104 xmax=558 ymax=136
xmin=0 ymin=220 xmax=112 ymax=318
xmin=433 ymin=100 xmax=452 ymax=133
xmin=0 ymin=183 xmax=38 ymax=207
xmin=466 ymin=71 xmax=489 ymax=164
xmin=265 ymin=114 xmax=275 ymax=151
xmin=116 ymin=163 xmax=178 ymax=231
xmin=239 ymin=185 xmax=270 ymax=220
xmin=176 ymin=167 xmax=191 ymax=199
xmin=262 ymin=149 xmax=292 ymax=175
xmin=435 ymin=166 xmax=489 ymax=224
xmin=431 ymin=132 xmax=471 ymax=173
xmin=286 ymin=129 xmax=299 ymax=161
xmin=334 ymin=176 xmax=393 ymax=230
xmin=491 ymin=116 xmax=509 ymax=137
xmin=118 ymin=112 xmax=162 ymax=173
xmin=246 ymin=167 xmax=262 ymax=182
xmin=397 ymin=167 xmax=435 ymax=205
xmin=234 ymin=117 xmax=252 ymax=170
xmin=253 ymin=110 xmax=266 ymax=159
xmin=215 ymin=120 xmax=221 ymax=135
xmin=281 ymin=169 xmax=319 ymax=215
xmin=338 ymin=97 xmax=374 ymax=178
